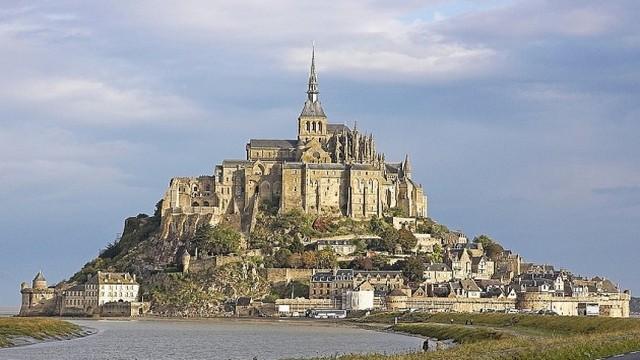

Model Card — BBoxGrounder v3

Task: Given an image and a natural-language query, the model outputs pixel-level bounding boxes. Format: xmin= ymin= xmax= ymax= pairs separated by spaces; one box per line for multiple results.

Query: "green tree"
xmin=397 ymin=255 xmax=426 ymax=282
xmin=473 ymin=234 xmax=494 ymax=248
xmin=398 ymin=228 xmax=418 ymax=253
xmin=288 ymin=238 xmax=304 ymax=254
xmin=368 ymin=216 xmax=388 ymax=236
xmin=193 ymin=223 xmax=241 ymax=256
xmin=273 ymin=248 xmax=292 ymax=268
xmin=353 ymin=239 xmax=367 ymax=255
xmin=349 ymin=256 xmax=374 ymax=271
xmin=316 ymin=249 xmax=338 ymax=269
xmin=473 ymin=234 xmax=504 ymax=260
xmin=370 ymin=227 xmax=400 ymax=252
xmin=431 ymin=243 xmax=443 ymax=263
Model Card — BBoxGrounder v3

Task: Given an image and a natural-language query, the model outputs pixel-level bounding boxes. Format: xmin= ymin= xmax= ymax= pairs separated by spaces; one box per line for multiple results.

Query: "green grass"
xmin=0 ymin=318 xmax=81 ymax=348
xmin=394 ymin=323 xmax=507 ymax=343
xmin=363 ymin=311 xmax=640 ymax=335
xmin=333 ymin=312 xmax=640 ymax=360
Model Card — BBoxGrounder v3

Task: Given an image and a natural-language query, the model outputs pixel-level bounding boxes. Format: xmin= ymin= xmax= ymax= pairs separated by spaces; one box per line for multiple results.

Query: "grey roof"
xmin=425 ymin=263 xmax=451 ymax=272
xmin=327 ymin=124 xmax=350 ymax=133
xmin=307 ymin=163 xmax=347 ymax=170
xmin=311 ymin=269 xmax=354 ymax=282
xmin=236 ymin=297 xmax=252 ymax=306
xmin=300 ymin=100 xmax=326 ymax=117
xmin=460 ymin=279 xmax=481 ymax=292
xmin=388 ymin=289 xmax=407 ymax=297
xmin=65 ymin=284 xmax=86 ymax=292
xmin=33 ymin=271 xmax=46 ymax=282
xmin=354 ymin=270 xmax=402 ymax=277
xmin=351 ymin=163 xmax=378 ymax=171
xmin=249 ymin=139 xmax=298 ymax=149
xmin=385 ymin=163 xmax=402 ymax=173
xmin=222 ymin=160 xmax=253 ymax=167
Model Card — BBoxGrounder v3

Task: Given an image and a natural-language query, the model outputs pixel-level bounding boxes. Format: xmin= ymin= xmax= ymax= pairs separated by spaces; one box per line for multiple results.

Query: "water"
xmin=0 ymin=319 xmax=423 ymax=360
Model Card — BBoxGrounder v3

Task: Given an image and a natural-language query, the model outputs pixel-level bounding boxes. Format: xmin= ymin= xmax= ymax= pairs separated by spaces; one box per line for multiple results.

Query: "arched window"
xmin=192 ymin=201 xmax=199 ymax=207
xmin=306 ymin=122 xmax=311 ymax=132
xmin=203 ymin=201 xmax=210 ymax=207
xmin=318 ymin=122 xmax=323 ymax=132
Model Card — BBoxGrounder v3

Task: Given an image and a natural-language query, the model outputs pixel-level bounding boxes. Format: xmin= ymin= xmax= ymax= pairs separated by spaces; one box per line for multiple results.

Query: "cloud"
xmin=0 ymin=77 xmax=204 ymax=126
xmin=0 ymin=127 xmax=138 ymax=198
xmin=0 ymin=6 xmax=204 ymax=128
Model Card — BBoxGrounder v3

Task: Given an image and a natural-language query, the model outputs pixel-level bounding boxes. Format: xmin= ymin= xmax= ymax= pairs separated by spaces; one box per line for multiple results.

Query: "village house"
xmin=423 ymin=263 xmax=453 ymax=284
xmin=446 ymin=249 xmax=472 ymax=280
xmin=471 ymin=255 xmax=495 ymax=280
xmin=309 ymin=269 xmax=404 ymax=303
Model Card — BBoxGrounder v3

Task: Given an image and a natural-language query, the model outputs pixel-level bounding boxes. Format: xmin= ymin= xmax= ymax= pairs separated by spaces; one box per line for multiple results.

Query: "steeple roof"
xmin=33 ymin=271 xmax=46 ymax=282
xmin=300 ymin=44 xmax=326 ymax=118
xmin=403 ymin=154 xmax=412 ymax=176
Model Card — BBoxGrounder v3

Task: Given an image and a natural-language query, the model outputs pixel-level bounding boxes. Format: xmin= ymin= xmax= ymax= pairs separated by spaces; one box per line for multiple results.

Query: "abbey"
xmin=161 ymin=49 xmax=427 ymax=227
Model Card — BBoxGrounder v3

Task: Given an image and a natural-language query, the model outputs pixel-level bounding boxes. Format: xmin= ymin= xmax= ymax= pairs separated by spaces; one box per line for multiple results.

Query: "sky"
xmin=1 ymin=0 xmax=639 ymax=306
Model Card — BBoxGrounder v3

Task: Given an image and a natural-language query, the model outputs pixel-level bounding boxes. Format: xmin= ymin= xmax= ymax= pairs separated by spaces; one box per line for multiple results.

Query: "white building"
xmin=341 ymin=280 xmax=375 ymax=311
xmin=88 ymin=271 xmax=139 ymax=306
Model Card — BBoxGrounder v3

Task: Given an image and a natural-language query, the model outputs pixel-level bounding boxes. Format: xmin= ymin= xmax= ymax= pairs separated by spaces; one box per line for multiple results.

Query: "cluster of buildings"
xmin=274 ymin=227 xmax=630 ymax=318
xmin=19 ymin=271 xmax=146 ymax=317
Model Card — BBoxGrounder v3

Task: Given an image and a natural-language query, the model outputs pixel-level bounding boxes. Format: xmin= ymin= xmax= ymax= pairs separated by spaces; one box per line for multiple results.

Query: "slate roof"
xmin=351 ymin=163 xmax=378 ymax=171
xmin=88 ymin=272 xmax=138 ymax=285
xmin=460 ymin=279 xmax=481 ymax=292
xmin=236 ymin=297 xmax=253 ymax=307
xmin=249 ymin=139 xmax=298 ymax=149
xmin=300 ymin=100 xmax=326 ymax=117
xmin=327 ymin=124 xmax=350 ymax=134
xmin=388 ymin=289 xmax=407 ymax=297
xmin=33 ymin=271 xmax=46 ymax=282
xmin=385 ymin=163 xmax=402 ymax=173
xmin=425 ymin=263 xmax=451 ymax=272
xmin=311 ymin=269 xmax=354 ymax=282
xmin=222 ymin=160 xmax=253 ymax=167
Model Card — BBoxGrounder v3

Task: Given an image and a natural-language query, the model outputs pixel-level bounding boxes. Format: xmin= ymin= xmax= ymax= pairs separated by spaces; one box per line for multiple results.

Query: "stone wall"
xmin=261 ymin=268 xmax=313 ymax=284
xmin=517 ymin=292 xmax=630 ymax=318
xmin=407 ymin=297 xmax=517 ymax=313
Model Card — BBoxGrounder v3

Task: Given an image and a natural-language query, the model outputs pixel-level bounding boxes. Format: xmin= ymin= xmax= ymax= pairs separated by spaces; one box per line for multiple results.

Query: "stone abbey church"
xmin=161 ymin=49 xmax=427 ymax=229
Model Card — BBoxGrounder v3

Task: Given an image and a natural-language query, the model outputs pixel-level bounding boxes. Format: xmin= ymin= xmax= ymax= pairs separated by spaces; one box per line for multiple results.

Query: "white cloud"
xmin=0 ymin=76 xmax=204 ymax=126
xmin=113 ymin=0 xmax=500 ymax=82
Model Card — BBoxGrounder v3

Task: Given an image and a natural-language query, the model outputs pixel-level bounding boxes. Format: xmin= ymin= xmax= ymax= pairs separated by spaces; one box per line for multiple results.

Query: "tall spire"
xmin=403 ymin=154 xmax=412 ymax=179
xmin=307 ymin=42 xmax=319 ymax=103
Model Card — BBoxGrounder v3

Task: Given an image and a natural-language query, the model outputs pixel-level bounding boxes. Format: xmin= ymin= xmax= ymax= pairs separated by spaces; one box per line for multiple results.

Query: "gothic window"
xmin=318 ymin=122 xmax=323 ymax=132
xmin=306 ymin=122 xmax=311 ymax=132
xmin=205 ymin=184 xmax=211 ymax=191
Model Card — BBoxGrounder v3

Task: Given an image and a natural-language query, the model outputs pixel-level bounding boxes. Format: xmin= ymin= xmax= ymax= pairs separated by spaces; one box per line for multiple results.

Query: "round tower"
xmin=32 ymin=271 xmax=47 ymax=290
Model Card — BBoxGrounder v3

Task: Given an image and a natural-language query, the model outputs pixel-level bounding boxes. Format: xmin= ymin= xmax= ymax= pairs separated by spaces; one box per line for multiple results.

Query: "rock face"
xmin=68 ymin=207 xmax=265 ymax=317
xmin=148 ymin=260 xmax=270 ymax=317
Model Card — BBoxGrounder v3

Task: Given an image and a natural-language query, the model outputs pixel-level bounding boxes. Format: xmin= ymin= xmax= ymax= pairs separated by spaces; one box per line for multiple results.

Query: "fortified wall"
xmin=517 ymin=292 xmax=630 ymax=318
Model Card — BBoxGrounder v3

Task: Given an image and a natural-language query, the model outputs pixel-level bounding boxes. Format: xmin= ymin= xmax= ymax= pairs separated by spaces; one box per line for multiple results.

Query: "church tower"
xmin=298 ymin=45 xmax=329 ymax=143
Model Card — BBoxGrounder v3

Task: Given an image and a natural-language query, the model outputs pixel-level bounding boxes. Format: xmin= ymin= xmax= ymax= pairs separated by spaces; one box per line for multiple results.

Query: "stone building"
xmin=59 ymin=271 xmax=140 ymax=316
xmin=19 ymin=271 xmax=56 ymax=316
xmin=309 ymin=269 xmax=405 ymax=301
xmin=161 ymin=48 xmax=427 ymax=232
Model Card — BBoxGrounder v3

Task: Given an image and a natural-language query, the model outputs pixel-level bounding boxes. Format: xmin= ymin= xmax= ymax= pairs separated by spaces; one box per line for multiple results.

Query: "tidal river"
xmin=0 ymin=318 xmax=423 ymax=360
